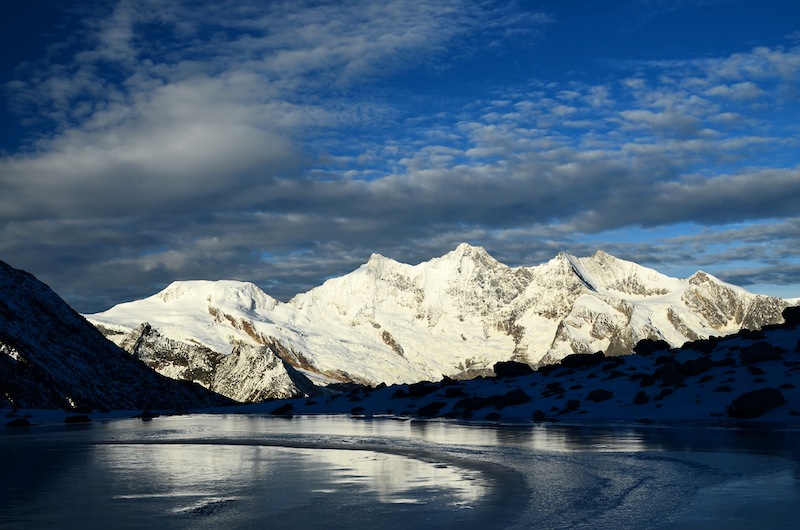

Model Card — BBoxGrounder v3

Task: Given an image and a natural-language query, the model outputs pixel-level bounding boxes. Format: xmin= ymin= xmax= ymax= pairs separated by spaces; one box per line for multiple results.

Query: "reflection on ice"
xmin=3 ymin=414 xmax=800 ymax=529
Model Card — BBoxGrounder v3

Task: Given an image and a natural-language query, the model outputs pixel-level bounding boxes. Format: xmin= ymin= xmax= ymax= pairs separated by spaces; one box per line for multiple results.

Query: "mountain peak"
xmin=367 ymin=252 xmax=390 ymax=265
xmin=364 ymin=252 xmax=404 ymax=278
xmin=444 ymin=243 xmax=498 ymax=264
xmin=454 ymin=242 xmax=485 ymax=254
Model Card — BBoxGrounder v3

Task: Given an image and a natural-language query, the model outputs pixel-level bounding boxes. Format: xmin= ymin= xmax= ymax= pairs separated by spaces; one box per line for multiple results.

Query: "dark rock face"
xmin=0 ymin=260 xmax=232 ymax=410
xmin=560 ymin=351 xmax=605 ymax=369
xmin=633 ymin=339 xmax=671 ymax=357
xmin=117 ymin=323 xmax=222 ymax=388
xmin=727 ymin=388 xmax=785 ymax=418
xmin=493 ymin=361 xmax=534 ymax=377
xmin=782 ymin=306 xmax=800 ymax=326
xmin=406 ymin=381 xmax=439 ymax=398
xmin=683 ymin=337 xmax=719 ymax=354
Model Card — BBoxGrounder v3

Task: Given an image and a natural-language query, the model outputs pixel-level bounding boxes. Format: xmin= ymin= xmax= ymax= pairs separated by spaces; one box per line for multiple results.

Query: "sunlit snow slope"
xmin=88 ymin=244 xmax=788 ymax=401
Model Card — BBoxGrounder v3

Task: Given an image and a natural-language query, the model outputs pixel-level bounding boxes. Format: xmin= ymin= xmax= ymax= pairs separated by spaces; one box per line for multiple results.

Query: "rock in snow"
xmin=0 ymin=260 xmax=232 ymax=410
xmin=88 ymin=244 xmax=789 ymax=402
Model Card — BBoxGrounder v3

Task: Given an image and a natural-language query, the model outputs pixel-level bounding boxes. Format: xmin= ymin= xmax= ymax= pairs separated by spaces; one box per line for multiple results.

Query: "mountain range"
xmin=87 ymin=244 xmax=790 ymax=402
xmin=218 ymin=306 xmax=800 ymax=424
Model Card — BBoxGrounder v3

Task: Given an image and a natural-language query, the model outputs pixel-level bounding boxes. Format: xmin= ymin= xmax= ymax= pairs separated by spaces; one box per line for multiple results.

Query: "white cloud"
xmin=704 ymin=81 xmax=765 ymax=100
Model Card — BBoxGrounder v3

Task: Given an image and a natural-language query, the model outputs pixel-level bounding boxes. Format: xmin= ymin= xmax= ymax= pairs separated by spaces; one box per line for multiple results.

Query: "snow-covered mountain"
xmin=88 ymin=244 xmax=789 ymax=401
xmin=0 ymin=260 xmax=232 ymax=410
xmin=227 ymin=305 xmax=800 ymax=423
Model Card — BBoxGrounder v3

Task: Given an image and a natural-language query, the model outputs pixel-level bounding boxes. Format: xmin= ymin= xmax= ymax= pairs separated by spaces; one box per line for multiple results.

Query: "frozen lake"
xmin=2 ymin=415 xmax=800 ymax=529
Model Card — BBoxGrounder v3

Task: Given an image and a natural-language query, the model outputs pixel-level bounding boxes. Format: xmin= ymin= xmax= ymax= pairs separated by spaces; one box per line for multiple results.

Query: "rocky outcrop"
xmin=101 ymin=325 xmax=318 ymax=402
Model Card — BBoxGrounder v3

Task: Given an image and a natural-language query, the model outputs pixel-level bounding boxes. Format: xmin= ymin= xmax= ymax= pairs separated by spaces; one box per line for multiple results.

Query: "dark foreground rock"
xmin=496 ymin=389 xmax=531 ymax=408
xmin=782 ymin=306 xmax=800 ymax=326
xmin=739 ymin=342 xmax=784 ymax=364
xmin=727 ymin=388 xmax=785 ymax=418
xmin=586 ymin=389 xmax=614 ymax=402
xmin=493 ymin=361 xmax=534 ymax=377
xmin=633 ymin=339 xmax=671 ymax=357
xmin=560 ymin=351 xmax=605 ymax=369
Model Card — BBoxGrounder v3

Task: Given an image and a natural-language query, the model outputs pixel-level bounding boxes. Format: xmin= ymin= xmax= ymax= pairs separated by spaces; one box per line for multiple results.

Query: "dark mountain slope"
xmin=0 ymin=260 xmax=233 ymax=410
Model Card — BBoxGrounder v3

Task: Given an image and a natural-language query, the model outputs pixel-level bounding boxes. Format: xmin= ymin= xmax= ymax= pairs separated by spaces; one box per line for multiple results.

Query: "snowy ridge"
xmin=87 ymin=245 xmax=789 ymax=402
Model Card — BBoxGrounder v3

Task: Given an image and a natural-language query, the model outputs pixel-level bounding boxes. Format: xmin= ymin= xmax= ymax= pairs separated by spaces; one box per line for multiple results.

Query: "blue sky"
xmin=1 ymin=0 xmax=799 ymax=312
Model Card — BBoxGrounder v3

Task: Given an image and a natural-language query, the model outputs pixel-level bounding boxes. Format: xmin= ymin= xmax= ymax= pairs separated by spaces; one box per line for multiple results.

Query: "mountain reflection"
xmin=98 ymin=442 xmax=486 ymax=508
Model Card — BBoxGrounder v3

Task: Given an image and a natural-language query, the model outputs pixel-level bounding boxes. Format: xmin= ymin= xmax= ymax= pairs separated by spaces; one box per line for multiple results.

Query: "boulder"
xmin=495 ymin=389 xmax=532 ymax=409
xmin=683 ymin=337 xmax=719 ymax=354
xmin=739 ymin=342 xmax=783 ymax=364
xmin=541 ymin=382 xmax=565 ymax=397
xmin=726 ymin=388 xmax=785 ymax=418
xmin=681 ymin=356 xmax=714 ymax=377
xmin=532 ymin=409 xmax=547 ymax=422
xmin=443 ymin=387 xmax=466 ymax=398
xmin=653 ymin=360 xmax=684 ymax=387
xmin=586 ymin=389 xmax=614 ymax=402
xmin=137 ymin=410 xmax=160 ymax=420
xmin=416 ymin=401 xmax=447 ymax=417
xmin=493 ymin=361 xmax=534 ymax=377
xmin=270 ymin=403 xmax=294 ymax=416
xmin=560 ymin=351 xmax=605 ymax=369
xmin=453 ymin=395 xmax=499 ymax=411
xmin=633 ymin=338 xmax=670 ymax=357
xmin=782 ymin=306 xmax=800 ymax=326
xmin=407 ymin=381 xmax=439 ymax=398
xmin=633 ymin=390 xmax=650 ymax=405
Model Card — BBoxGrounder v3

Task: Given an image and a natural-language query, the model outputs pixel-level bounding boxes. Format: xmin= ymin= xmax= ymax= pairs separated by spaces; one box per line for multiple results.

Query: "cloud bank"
xmin=1 ymin=0 xmax=799 ymax=311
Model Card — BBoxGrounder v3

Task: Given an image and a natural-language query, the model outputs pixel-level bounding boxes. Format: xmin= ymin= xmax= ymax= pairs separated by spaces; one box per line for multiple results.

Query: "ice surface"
xmin=3 ymin=415 xmax=800 ymax=529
